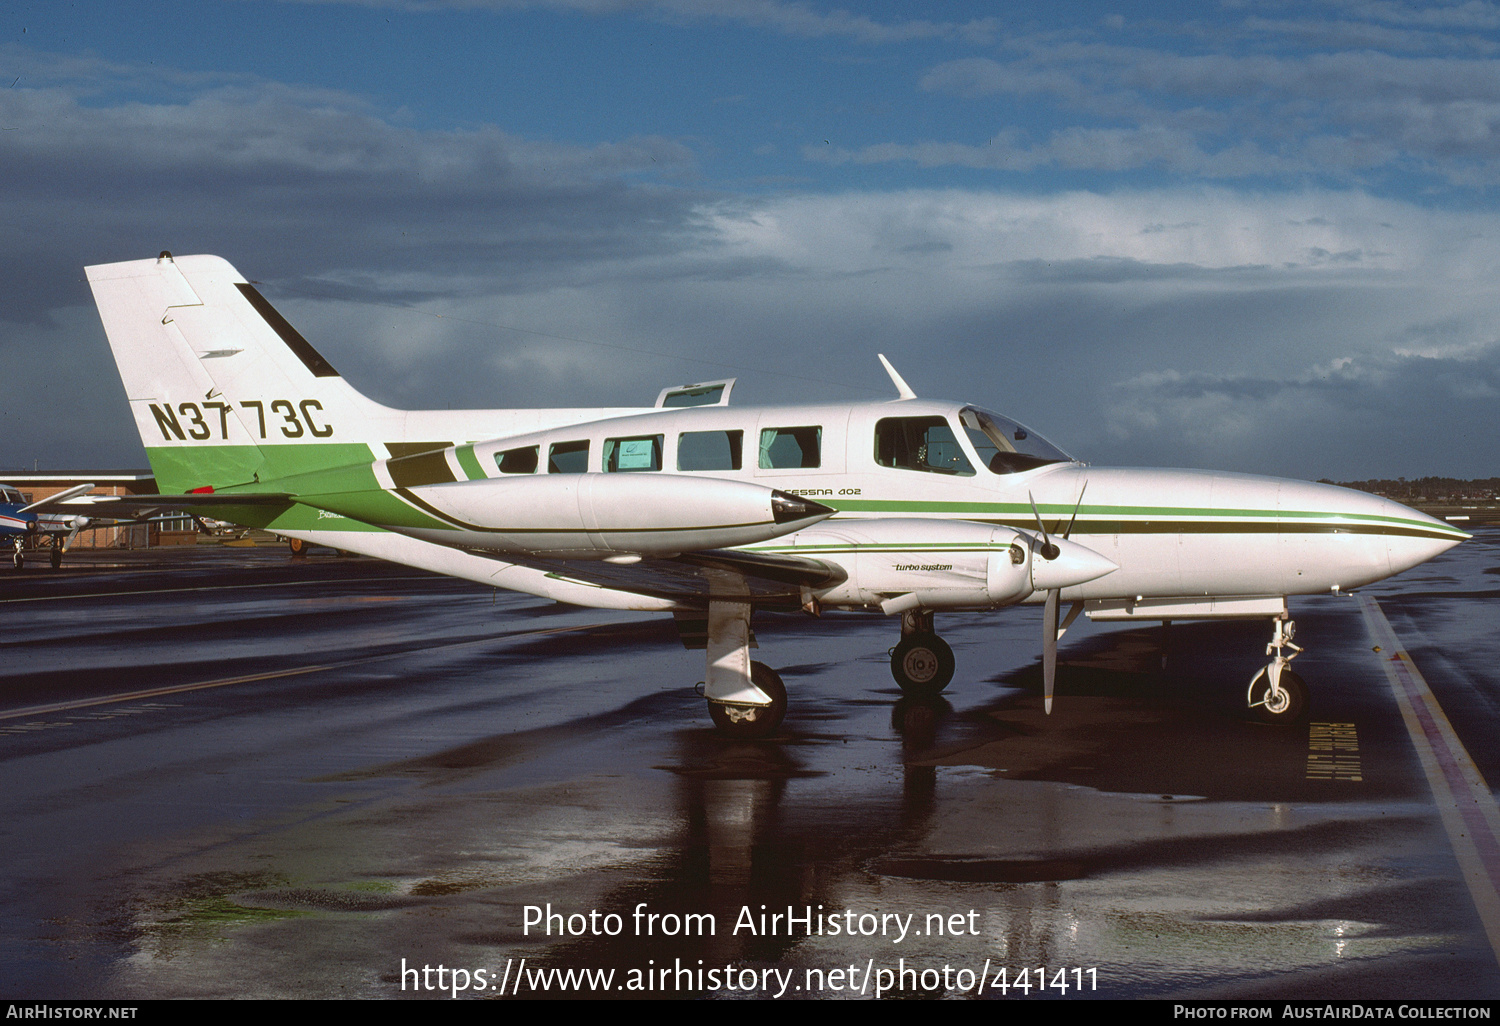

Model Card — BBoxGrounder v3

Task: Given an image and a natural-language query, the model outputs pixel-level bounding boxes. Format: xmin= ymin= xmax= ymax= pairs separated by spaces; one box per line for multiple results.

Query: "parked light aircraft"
xmin=2 ymin=482 xmax=101 ymax=569
xmin=73 ymin=253 xmax=1468 ymax=736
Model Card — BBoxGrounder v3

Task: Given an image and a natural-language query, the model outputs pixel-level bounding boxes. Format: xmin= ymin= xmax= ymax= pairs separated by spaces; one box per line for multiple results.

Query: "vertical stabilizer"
xmin=86 ymin=253 xmax=398 ymax=492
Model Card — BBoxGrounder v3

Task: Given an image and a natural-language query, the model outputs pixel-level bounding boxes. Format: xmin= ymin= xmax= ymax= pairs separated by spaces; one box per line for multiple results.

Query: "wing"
xmin=484 ymin=547 xmax=847 ymax=606
xmin=29 ymin=492 xmax=294 ymax=519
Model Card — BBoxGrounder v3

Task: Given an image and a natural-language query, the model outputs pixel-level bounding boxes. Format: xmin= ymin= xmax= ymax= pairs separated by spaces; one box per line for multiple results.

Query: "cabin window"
xmin=494 ymin=446 xmax=539 ymax=474
xmin=678 ymin=430 xmax=742 ymax=471
xmin=875 ymin=417 xmax=975 ymax=476
xmin=548 ymin=440 xmax=590 ymax=474
xmin=759 ymin=426 xmax=821 ymax=469
xmin=603 ymin=435 xmax=663 ymax=472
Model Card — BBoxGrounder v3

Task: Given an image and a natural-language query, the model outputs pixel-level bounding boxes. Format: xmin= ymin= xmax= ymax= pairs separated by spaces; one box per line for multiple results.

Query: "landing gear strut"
xmin=707 ymin=661 xmax=786 ymax=737
xmin=11 ymin=539 xmax=23 ymax=571
xmin=702 ymin=598 xmax=786 ymax=738
xmin=1247 ymin=616 xmax=1308 ymax=723
xmin=889 ymin=610 xmax=954 ymax=695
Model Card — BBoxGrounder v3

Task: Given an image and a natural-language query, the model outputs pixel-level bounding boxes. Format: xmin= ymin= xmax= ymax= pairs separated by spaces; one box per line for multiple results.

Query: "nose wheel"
xmin=888 ymin=609 xmax=956 ymax=696
xmin=890 ymin=633 xmax=955 ymax=695
xmin=1247 ymin=617 xmax=1308 ymax=723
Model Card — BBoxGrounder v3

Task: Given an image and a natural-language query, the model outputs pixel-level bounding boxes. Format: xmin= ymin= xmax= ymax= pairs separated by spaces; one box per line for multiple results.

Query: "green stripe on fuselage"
xmin=144 ymin=443 xmax=377 ymax=494
xmin=828 ymin=500 xmax=1465 ymax=541
xmin=454 ymin=444 xmax=485 ymax=481
xmin=144 ymin=442 xmax=454 ymax=533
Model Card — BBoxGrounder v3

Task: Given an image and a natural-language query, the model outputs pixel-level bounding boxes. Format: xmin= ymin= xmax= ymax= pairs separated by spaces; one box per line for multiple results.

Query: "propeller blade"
xmin=1027 ymin=491 xmax=1060 ymax=560
xmin=1043 ymin=588 xmax=1059 ymax=714
xmin=1063 ymin=481 xmax=1088 ymax=540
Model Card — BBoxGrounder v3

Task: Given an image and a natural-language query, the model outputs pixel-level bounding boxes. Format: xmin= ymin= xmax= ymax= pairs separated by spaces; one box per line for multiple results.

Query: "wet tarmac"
xmin=1 ymin=533 xmax=1498 ymax=1000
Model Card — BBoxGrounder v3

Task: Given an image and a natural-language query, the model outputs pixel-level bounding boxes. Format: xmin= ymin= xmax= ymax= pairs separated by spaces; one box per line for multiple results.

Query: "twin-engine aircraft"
xmin=75 ymin=253 xmax=1467 ymax=736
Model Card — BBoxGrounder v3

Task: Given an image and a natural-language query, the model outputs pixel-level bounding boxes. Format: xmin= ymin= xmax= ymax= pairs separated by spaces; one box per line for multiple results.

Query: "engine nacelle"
xmin=785 ymin=518 xmax=1034 ymax=610
xmin=385 ymin=474 xmax=834 ymax=558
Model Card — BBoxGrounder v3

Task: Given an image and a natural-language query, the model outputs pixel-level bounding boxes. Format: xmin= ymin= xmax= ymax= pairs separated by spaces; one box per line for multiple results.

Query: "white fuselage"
xmin=339 ymin=397 xmax=1462 ymax=615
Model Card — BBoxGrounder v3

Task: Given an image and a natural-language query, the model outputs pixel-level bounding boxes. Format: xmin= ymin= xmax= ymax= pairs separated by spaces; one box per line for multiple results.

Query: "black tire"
xmin=707 ymin=661 xmax=787 ymax=738
xmin=50 ymin=546 xmax=62 ymax=570
xmin=287 ymin=537 xmax=308 ymax=558
xmin=890 ymin=632 xmax=955 ymax=695
xmin=1250 ymin=667 xmax=1308 ymax=724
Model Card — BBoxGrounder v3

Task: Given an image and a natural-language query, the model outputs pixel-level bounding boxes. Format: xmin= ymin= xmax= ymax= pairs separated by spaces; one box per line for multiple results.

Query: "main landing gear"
xmin=11 ymin=538 xmax=23 ymax=571
xmin=700 ymin=600 xmax=788 ymax=738
xmin=889 ymin=610 xmax=954 ymax=696
xmin=1247 ymin=616 xmax=1308 ymax=724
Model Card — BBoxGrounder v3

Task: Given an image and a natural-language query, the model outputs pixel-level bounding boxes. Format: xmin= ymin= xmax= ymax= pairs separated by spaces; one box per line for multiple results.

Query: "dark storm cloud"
xmin=0 ymin=51 xmax=707 ymax=325
xmin=856 ymin=29 xmax=1500 ymax=185
xmin=1099 ymin=345 xmax=1500 ymax=478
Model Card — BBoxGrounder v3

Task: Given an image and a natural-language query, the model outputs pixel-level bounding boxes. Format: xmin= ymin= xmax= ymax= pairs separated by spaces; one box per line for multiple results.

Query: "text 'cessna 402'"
xmin=73 ymin=253 xmax=1468 ymax=736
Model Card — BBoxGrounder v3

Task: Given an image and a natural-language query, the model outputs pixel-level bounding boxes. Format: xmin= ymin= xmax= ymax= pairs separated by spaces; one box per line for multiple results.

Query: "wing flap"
xmin=39 ymin=492 xmax=294 ymax=514
xmin=473 ymin=547 xmax=846 ymax=604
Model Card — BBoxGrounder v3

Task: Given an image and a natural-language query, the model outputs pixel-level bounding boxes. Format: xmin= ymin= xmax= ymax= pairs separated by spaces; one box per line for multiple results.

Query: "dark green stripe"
xmin=388 ymin=449 xmax=457 ymax=488
xmin=386 ymin=441 xmax=453 ymax=459
xmin=391 ymin=485 xmax=777 ymax=536
xmin=834 ymin=498 xmax=1463 ymax=536
xmin=910 ymin=517 xmax=1458 ymax=542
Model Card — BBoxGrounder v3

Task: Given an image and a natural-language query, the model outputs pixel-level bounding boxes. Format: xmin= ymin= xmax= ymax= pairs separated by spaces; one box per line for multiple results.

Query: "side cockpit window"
xmin=875 ymin=417 xmax=975 ymax=476
xmin=759 ymin=426 xmax=821 ymax=469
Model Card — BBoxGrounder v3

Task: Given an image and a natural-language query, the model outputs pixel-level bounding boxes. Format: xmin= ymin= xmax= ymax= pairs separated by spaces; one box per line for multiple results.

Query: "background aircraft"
xmin=1 ymin=483 xmax=99 ymax=569
xmin=73 ymin=253 xmax=1468 ymax=735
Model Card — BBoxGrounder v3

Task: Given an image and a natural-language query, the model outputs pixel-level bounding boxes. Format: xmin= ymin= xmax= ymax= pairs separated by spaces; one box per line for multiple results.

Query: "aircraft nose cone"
xmin=1031 ymin=535 xmax=1118 ymax=591
xmin=1383 ymin=497 xmax=1469 ymax=575
xmin=771 ymin=490 xmax=836 ymax=525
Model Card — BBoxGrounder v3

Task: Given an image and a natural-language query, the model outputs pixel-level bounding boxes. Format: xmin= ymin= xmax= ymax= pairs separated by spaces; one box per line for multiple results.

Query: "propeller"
xmin=1027 ymin=491 xmax=1060 ymax=560
xmin=1030 ymin=484 xmax=1088 ymax=714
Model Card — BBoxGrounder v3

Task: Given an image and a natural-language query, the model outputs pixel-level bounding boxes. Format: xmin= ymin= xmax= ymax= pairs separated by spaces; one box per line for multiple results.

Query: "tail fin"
xmin=87 ymin=253 xmax=400 ymax=493
xmin=88 ymin=253 xmax=652 ymax=495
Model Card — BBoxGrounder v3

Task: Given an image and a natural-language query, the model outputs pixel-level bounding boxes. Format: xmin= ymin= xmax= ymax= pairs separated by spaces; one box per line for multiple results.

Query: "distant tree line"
xmin=1319 ymin=477 xmax=1500 ymax=501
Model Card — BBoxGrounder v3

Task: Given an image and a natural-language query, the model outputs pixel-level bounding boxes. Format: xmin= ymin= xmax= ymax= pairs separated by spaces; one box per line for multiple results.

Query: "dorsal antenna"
xmin=877 ymin=354 xmax=917 ymax=400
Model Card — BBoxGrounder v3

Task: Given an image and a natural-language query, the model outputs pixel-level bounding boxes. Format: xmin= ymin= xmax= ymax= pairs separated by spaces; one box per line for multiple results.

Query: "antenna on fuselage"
xmin=877 ymin=354 xmax=917 ymax=400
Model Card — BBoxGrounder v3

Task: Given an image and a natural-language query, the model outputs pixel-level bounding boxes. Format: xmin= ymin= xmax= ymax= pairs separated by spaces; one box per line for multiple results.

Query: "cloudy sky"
xmin=2 ymin=0 xmax=1499 ymax=479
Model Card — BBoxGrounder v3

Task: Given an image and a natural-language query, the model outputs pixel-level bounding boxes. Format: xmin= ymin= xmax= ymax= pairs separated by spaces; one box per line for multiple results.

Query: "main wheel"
xmin=1248 ymin=667 xmax=1308 ymax=724
xmin=50 ymin=546 xmax=62 ymax=570
xmin=287 ymin=537 xmax=308 ymax=558
xmin=890 ymin=632 xmax=955 ymax=695
xmin=707 ymin=661 xmax=786 ymax=738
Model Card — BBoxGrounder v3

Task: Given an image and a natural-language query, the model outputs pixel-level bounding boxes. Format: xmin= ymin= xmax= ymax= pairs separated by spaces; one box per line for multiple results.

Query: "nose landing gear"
xmin=1247 ymin=616 xmax=1308 ymax=723
xmin=889 ymin=611 xmax=955 ymax=696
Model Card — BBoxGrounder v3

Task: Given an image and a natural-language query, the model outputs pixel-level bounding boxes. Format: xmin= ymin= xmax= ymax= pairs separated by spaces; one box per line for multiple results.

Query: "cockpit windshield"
xmin=959 ymin=407 xmax=1073 ymax=474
